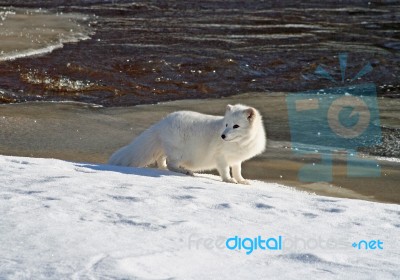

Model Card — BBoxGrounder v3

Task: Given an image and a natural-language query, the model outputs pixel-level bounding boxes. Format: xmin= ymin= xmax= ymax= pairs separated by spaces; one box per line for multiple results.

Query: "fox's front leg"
xmin=232 ymin=163 xmax=250 ymax=185
xmin=216 ymin=158 xmax=237 ymax=184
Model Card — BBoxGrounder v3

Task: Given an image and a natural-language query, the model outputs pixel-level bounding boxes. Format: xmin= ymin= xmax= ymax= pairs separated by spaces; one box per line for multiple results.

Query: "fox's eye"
xmin=226 ymin=124 xmax=228 ymax=127
xmin=233 ymin=124 xmax=240 ymax=129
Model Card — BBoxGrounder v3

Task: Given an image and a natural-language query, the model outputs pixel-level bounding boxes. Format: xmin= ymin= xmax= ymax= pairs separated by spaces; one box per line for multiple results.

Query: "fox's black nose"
xmin=221 ymin=134 xmax=226 ymax=139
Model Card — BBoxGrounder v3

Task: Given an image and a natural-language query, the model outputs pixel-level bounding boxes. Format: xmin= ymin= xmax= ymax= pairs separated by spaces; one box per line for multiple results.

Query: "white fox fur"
xmin=108 ymin=104 xmax=266 ymax=184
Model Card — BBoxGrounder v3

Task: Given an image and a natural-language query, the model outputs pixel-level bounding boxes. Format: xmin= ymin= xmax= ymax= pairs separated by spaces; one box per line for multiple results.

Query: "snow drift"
xmin=0 ymin=155 xmax=399 ymax=279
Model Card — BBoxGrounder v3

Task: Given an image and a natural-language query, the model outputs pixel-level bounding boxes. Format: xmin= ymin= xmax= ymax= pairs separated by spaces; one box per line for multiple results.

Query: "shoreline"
xmin=1 ymin=92 xmax=399 ymax=204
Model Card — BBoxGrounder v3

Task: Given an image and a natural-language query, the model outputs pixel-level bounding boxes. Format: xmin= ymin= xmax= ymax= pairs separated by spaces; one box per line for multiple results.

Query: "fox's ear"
xmin=226 ymin=104 xmax=233 ymax=111
xmin=245 ymin=108 xmax=256 ymax=122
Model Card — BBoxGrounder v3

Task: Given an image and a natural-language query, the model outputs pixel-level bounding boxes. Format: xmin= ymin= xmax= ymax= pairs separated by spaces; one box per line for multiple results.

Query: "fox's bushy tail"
xmin=108 ymin=126 xmax=163 ymax=167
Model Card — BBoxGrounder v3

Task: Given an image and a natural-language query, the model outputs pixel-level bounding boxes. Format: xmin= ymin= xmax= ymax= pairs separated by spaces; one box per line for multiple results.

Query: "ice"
xmin=0 ymin=8 xmax=91 ymax=61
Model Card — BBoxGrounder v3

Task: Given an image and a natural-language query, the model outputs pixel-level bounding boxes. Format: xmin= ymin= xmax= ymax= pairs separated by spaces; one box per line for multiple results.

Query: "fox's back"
xmin=155 ymin=111 xmax=224 ymax=170
xmin=158 ymin=111 xmax=223 ymax=137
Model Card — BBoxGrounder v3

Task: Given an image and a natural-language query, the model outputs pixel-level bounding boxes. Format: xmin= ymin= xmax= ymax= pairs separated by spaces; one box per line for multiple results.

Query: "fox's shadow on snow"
xmin=74 ymin=163 xmax=187 ymax=178
xmin=74 ymin=163 xmax=228 ymax=183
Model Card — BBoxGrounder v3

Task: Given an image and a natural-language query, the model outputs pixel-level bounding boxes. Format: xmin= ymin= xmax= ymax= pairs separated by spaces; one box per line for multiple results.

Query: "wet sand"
xmin=1 ymin=92 xmax=399 ymax=204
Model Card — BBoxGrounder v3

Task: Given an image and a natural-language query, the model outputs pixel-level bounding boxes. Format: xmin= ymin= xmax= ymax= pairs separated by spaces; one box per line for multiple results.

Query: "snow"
xmin=0 ymin=155 xmax=399 ymax=279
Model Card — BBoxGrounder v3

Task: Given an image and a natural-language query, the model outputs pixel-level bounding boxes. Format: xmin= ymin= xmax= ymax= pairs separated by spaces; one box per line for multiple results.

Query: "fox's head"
xmin=221 ymin=104 xmax=260 ymax=142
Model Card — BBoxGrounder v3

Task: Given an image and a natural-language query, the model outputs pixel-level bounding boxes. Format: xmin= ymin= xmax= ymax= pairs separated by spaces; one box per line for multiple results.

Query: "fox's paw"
xmin=223 ymin=177 xmax=237 ymax=184
xmin=237 ymin=179 xmax=250 ymax=185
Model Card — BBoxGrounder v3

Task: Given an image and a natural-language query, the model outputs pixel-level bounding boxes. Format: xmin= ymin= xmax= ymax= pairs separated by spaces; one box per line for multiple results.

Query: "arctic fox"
xmin=108 ymin=104 xmax=266 ymax=184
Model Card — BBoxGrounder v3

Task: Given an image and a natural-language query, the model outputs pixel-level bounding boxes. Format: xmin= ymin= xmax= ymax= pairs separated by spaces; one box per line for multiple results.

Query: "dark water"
xmin=0 ymin=0 xmax=399 ymax=106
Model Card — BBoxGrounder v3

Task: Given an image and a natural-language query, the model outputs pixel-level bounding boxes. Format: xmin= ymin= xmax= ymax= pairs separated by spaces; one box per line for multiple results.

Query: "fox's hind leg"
xmin=163 ymin=143 xmax=194 ymax=176
xmin=166 ymin=158 xmax=194 ymax=176
xmin=156 ymin=156 xmax=167 ymax=169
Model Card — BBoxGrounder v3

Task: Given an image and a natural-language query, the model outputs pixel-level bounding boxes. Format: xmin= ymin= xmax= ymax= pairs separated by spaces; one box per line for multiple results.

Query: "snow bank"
xmin=0 ymin=155 xmax=399 ymax=279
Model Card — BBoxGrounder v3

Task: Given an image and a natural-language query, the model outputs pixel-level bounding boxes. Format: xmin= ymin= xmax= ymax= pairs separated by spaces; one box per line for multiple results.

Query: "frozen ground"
xmin=0 ymin=155 xmax=399 ymax=279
